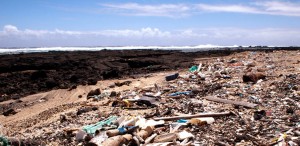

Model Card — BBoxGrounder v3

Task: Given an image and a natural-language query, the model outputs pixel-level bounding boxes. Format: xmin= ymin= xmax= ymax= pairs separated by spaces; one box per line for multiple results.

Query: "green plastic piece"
xmin=83 ymin=116 xmax=118 ymax=135
xmin=189 ymin=65 xmax=198 ymax=72
xmin=0 ymin=136 xmax=9 ymax=146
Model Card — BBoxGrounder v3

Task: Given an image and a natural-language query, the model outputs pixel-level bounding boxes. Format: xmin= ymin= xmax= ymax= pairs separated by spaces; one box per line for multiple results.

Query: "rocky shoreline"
xmin=0 ymin=49 xmax=234 ymax=102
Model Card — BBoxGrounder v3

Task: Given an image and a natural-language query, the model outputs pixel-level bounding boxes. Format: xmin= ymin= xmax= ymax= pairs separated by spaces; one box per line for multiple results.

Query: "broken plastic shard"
xmin=83 ymin=116 xmax=118 ymax=135
xmin=177 ymin=130 xmax=195 ymax=140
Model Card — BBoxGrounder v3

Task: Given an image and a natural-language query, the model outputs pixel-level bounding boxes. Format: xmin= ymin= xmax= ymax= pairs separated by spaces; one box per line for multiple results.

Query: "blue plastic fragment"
xmin=169 ymin=91 xmax=192 ymax=96
xmin=116 ymin=126 xmax=137 ymax=134
xmin=118 ymin=127 xmax=127 ymax=134
xmin=177 ymin=119 xmax=188 ymax=123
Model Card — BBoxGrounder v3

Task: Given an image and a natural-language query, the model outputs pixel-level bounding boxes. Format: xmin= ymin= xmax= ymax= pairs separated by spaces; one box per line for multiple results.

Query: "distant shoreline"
xmin=0 ymin=46 xmax=299 ymax=55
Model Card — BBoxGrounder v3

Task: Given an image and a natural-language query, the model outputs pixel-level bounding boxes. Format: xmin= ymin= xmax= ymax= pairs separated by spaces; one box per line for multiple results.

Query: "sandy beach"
xmin=1 ymin=49 xmax=300 ymax=145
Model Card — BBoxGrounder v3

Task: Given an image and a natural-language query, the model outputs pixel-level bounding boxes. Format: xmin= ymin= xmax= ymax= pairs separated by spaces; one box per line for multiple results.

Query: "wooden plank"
xmin=203 ymin=96 xmax=257 ymax=108
xmin=153 ymin=112 xmax=232 ymax=121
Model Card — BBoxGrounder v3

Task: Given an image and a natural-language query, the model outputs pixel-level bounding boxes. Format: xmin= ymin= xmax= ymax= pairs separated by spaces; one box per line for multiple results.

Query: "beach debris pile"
xmin=1 ymin=51 xmax=300 ymax=145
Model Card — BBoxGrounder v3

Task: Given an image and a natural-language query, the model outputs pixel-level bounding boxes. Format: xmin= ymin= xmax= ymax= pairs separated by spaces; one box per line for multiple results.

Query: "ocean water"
xmin=0 ymin=45 xmax=241 ymax=55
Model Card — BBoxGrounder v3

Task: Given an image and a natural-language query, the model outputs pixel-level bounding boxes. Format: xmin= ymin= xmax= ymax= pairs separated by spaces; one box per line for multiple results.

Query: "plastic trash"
xmin=170 ymin=123 xmax=186 ymax=133
xmin=153 ymin=133 xmax=177 ymax=143
xmin=177 ymin=130 xmax=195 ymax=140
xmin=177 ymin=119 xmax=188 ymax=123
xmin=83 ymin=116 xmax=118 ymax=135
xmin=197 ymin=72 xmax=206 ymax=80
xmin=197 ymin=63 xmax=202 ymax=72
xmin=88 ymin=131 xmax=108 ymax=145
xmin=0 ymin=136 xmax=8 ymax=146
xmin=189 ymin=117 xmax=215 ymax=125
xmin=168 ymin=91 xmax=192 ymax=97
xmin=118 ymin=117 xmax=138 ymax=128
xmin=106 ymin=126 xmax=137 ymax=137
xmin=136 ymin=117 xmax=165 ymax=129
xmin=248 ymin=96 xmax=260 ymax=103
xmin=189 ymin=66 xmax=198 ymax=72
xmin=165 ymin=73 xmax=179 ymax=81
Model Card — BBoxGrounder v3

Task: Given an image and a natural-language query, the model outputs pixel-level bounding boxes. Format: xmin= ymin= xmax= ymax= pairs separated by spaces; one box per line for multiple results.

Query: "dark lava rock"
xmin=108 ymin=84 xmax=115 ymax=88
xmin=87 ymin=88 xmax=101 ymax=98
xmin=60 ymin=114 xmax=67 ymax=123
xmin=286 ymin=107 xmax=294 ymax=114
xmin=165 ymin=73 xmax=179 ymax=81
xmin=115 ymin=81 xmax=132 ymax=87
xmin=45 ymin=79 xmax=59 ymax=88
xmin=70 ymin=74 xmax=80 ymax=83
xmin=31 ymin=70 xmax=47 ymax=80
xmin=68 ymin=85 xmax=77 ymax=91
xmin=3 ymin=108 xmax=18 ymax=116
xmin=0 ymin=49 xmax=234 ymax=102
xmin=77 ymin=106 xmax=98 ymax=115
xmin=110 ymin=91 xmax=117 ymax=97
xmin=87 ymin=78 xmax=98 ymax=85
xmin=253 ymin=110 xmax=266 ymax=120
xmin=11 ymin=94 xmax=20 ymax=100
xmin=243 ymin=73 xmax=266 ymax=83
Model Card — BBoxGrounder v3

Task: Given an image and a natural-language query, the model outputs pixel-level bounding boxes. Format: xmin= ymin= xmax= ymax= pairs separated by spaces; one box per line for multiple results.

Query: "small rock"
xmin=68 ymin=85 xmax=77 ymax=91
xmin=110 ymin=91 xmax=117 ymax=97
xmin=243 ymin=73 xmax=266 ymax=83
xmin=253 ymin=110 xmax=266 ymax=120
xmin=87 ymin=78 xmax=98 ymax=85
xmin=115 ymin=81 xmax=132 ymax=87
xmin=286 ymin=107 xmax=294 ymax=114
xmin=60 ymin=114 xmax=67 ymax=123
xmin=3 ymin=108 xmax=17 ymax=116
xmin=11 ymin=94 xmax=20 ymax=100
xmin=165 ymin=73 xmax=179 ymax=81
xmin=228 ymin=59 xmax=237 ymax=63
xmin=77 ymin=107 xmax=98 ymax=115
xmin=87 ymin=88 xmax=101 ymax=99
xmin=294 ymin=131 xmax=300 ymax=136
xmin=15 ymin=99 xmax=23 ymax=103
xmin=109 ymin=84 xmax=115 ymax=88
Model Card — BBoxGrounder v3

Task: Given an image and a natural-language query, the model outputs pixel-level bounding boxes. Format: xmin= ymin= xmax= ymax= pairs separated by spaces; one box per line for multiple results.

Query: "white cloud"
xmin=3 ymin=25 xmax=19 ymax=33
xmin=196 ymin=1 xmax=300 ymax=17
xmin=0 ymin=25 xmax=169 ymax=38
xmin=1 ymin=25 xmax=300 ymax=47
xmin=99 ymin=27 xmax=171 ymax=37
xmin=255 ymin=1 xmax=300 ymax=16
xmin=100 ymin=3 xmax=190 ymax=17
xmin=196 ymin=4 xmax=260 ymax=14
xmin=98 ymin=1 xmax=300 ymax=17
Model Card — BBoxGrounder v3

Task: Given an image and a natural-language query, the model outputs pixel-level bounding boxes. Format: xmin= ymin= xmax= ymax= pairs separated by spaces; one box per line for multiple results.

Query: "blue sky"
xmin=0 ymin=0 xmax=300 ymax=47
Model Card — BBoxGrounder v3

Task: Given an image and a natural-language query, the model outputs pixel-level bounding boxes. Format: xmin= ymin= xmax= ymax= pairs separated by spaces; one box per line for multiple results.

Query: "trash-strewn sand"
xmin=1 ymin=49 xmax=300 ymax=145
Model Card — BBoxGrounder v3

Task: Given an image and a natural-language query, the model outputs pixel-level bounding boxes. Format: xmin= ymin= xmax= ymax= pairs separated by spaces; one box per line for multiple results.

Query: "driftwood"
xmin=203 ymin=96 xmax=257 ymax=108
xmin=153 ymin=112 xmax=232 ymax=121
